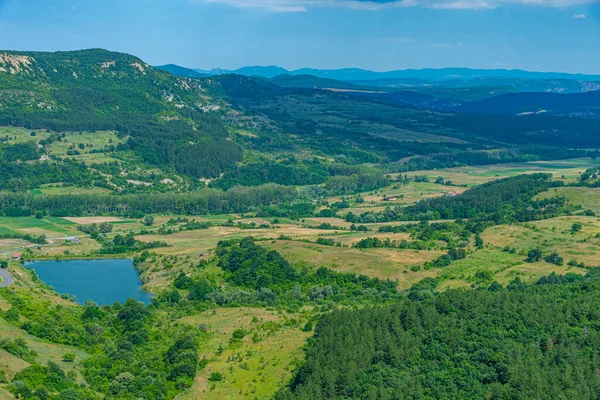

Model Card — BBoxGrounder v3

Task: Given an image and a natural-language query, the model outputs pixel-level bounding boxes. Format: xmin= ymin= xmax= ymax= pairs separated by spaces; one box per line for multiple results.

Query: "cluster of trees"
xmin=525 ymin=248 xmax=564 ymax=265
xmin=278 ymin=270 xmax=600 ymax=399
xmin=386 ymin=146 xmax=596 ymax=174
xmin=0 ymin=142 xmax=41 ymax=162
xmin=353 ymin=237 xmax=430 ymax=251
xmin=0 ymin=158 xmax=102 ymax=192
xmin=213 ymin=159 xmax=328 ymax=190
xmin=77 ymin=222 xmax=113 ymax=235
xmin=0 ymin=338 xmax=37 ymax=363
xmin=0 ymin=184 xmax=298 ymax=216
xmin=324 ymin=171 xmax=389 ymax=195
xmin=424 ymin=246 xmax=468 ymax=269
xmin=405 ymin=173 xmax=560 ymax=219
xmin=1 ymin=281 xmax=201 ymax=400
xmin=10 ymin=362 xmax=98 ymax=400
xmin=214 ymin=237 xmax=397 ymax=300
xmin=578 ymin=166 xmax=600 ymax=188
xmin=0 ymin=233 xmax=47 ymax=245
xmin=98 ymin=233 xmax=167 ymax=254
xmin=212 ymin=158 xmax=390 ymax=195
xmin=347 ymin=174 xmax=573 ymax=225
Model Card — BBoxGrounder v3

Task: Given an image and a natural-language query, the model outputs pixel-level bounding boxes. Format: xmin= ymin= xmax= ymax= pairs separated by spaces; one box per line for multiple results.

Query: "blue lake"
xmin=27 ymin=259 xmax=152 ymax=306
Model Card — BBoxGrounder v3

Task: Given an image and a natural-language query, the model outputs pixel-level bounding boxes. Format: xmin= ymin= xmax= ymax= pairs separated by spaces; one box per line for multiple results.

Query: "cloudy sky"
xmin=0 ymin=0 xmax=598 ymax=73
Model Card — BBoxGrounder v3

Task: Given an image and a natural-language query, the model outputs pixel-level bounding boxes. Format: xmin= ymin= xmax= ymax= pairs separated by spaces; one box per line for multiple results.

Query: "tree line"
xmin=278 ymin=269 xmax=600 ymax=399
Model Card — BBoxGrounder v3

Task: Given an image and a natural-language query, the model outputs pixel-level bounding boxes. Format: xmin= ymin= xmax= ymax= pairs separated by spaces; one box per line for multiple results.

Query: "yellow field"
xmin=264 ymin=240 xmax=443 ymax=289
xmin=63 ymin=216 xmax=123 ymax=224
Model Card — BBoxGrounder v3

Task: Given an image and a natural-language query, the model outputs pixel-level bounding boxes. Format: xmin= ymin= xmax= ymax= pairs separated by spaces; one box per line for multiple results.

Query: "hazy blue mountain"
xmin=193 ymin=65 xmax=600 ymax=82
xmin=155 ymin=64 xmax=209 ymax=78
xmin=194 ymin=68 xmax=230 ymax=75
xmin=357 ymin=76 xmax=600 ymax=94
xmin=232 ymin=65 xmax=289 ymax=78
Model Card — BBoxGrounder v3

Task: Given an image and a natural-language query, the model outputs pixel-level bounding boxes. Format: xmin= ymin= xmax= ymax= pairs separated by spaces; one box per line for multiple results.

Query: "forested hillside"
xmin=2 ymin=49 xmax=600 ymax=194
xmin=278 ymin=271 xmax=600 ymax=399
xmin=0 ymin=49 xmax=241 ymax=179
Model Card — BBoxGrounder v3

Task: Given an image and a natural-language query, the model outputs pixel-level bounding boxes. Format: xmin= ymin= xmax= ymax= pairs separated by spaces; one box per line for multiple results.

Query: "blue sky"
xmin=0 ymin=0 xmax=599 ymax=73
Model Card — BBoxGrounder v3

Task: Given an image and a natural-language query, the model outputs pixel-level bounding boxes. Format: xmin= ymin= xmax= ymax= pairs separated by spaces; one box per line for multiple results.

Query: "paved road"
xmin=0 ymin=268 xmax=13 ymax=288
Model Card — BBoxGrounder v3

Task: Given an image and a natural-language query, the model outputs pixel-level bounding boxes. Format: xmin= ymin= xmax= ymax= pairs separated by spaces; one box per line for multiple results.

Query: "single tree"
xmin=143 ymin=215 xmax=154 ymax=226
xmin=526 ymin=248 xmax=543 ymax=262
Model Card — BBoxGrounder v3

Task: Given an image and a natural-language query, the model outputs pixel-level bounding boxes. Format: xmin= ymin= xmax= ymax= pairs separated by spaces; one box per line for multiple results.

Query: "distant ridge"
xmin=155 ymin=64 xmax=208 ymax=78
xmin=180 ymin=65 xmax=600 ymax=82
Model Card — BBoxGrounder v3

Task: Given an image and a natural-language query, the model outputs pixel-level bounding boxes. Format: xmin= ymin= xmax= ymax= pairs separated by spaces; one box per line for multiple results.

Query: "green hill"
xmin=0 ymin=49 xmax=241 ymax=180
xmin=1 ymin=49 xmax=600 ymax=195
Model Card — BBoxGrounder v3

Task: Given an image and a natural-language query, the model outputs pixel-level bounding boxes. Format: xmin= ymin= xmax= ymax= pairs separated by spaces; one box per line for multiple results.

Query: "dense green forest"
xmin=0 ymin=184 xmax=297 ymax=217
xmin=278 ymin=270 xmax=600 ymax=399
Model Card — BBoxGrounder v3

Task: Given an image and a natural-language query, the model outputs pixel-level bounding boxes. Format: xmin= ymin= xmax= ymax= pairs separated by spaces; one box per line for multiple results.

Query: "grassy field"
xmin=403 ymin=158 xmax=600 ymax=187
xmin=0 ymin=217 xmax=78 ymax=237
xmin=0 ymin=126 xmax=127 ymax=165
xmin=327 ymin=182 xmax=466 ymax=208
xmin=482 ymin=215 xmax=600 ymax=266
xmin=264 ymin=240 xmax=443 ymax=289
xmin=176 ymin=307 xmax=311 ymax=400
xmin=535 ymin=186 xmax=600 ymax=213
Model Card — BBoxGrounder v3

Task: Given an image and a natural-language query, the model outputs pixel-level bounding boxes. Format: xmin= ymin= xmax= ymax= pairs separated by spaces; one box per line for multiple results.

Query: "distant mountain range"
xmin=156 ymin=64 xmax=600 ymax=100
xmin=155 ymin=62 xmax=600 ymax=118
xmin=184 ymin=65 xmax=600 ymax=83
xmin=156 ymin=64 xmax=209 ymax=79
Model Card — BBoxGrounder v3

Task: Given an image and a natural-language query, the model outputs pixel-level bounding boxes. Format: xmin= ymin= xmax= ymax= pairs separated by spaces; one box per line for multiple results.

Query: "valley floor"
xmin=2 ymin=158 xmax=600 ymax=398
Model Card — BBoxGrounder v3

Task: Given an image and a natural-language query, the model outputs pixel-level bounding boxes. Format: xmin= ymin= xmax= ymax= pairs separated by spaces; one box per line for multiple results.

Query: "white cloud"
xmin=201 ymin=0 xmax=600 ymax=11
xmin=573 ymin=13 xmax=587 ymax=18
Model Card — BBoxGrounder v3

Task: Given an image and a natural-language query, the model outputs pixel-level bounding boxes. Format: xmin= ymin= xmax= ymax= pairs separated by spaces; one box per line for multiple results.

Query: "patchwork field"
xmin=0 ymin=217 xmax=78 ymax=237
xmin=404 ymin=158 xmax=600 ymax=187
xmin=2 ymin=159 xmax=600 ymax=399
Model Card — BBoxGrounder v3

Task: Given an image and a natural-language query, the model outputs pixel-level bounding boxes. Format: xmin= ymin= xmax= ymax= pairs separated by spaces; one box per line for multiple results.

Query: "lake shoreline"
xmin=26 ymin=258 xmax=153 ymax=306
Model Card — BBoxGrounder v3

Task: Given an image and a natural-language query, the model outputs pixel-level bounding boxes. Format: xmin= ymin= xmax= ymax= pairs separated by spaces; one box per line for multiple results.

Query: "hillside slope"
xmin=0 ymin=49 xmax=241 ymax=179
